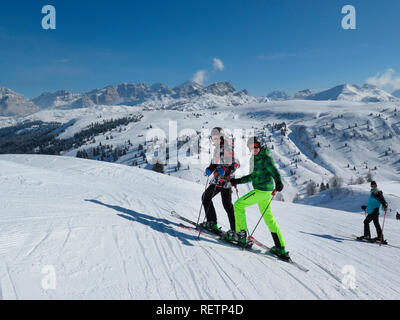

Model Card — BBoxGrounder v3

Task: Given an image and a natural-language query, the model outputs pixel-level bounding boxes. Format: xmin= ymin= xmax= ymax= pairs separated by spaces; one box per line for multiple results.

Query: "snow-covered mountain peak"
xmin=0 ymin=86 xmax=16 ymax=95
xmin=293 ymin=89 xmax=312 ymax=99
xmin=203 ymin=81 xmax=237 ymax=96
xmin=306 ymin=83 xmax=397 ymax=102
xmin=267 ymin=90 xmax=289 ymax=100
xmin=172 ymin=81 xmax=204 ymax=97
xmin=0 ymin=87 xmax=39 ymax=116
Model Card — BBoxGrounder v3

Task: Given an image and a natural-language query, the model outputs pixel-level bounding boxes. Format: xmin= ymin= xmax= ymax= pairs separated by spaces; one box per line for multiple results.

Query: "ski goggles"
xmin=248 ymin=143 xmax=261 ymax=151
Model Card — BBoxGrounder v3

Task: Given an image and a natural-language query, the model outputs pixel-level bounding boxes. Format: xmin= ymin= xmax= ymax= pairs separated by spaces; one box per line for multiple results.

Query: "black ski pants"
xmin=202 ymin=184 xmax=236 ymax=231
xmin=364 ymin=208 xmax=383 ymax=238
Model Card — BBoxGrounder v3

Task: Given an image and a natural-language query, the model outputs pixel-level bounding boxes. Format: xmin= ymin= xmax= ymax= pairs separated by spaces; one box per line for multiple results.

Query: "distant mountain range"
xmin=1 ymin=81 xmax=399 ymax=116
xmin=31 ymin=81 xmax=249 ymax=110
xmin=267 ymin=84 xmax=398 ymax=103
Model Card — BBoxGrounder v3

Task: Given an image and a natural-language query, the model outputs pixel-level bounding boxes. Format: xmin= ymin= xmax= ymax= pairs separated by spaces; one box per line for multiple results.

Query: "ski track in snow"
xmin=111 ymin=227 xmax=134 ymax=299
xmin=1 ymin=154 xmax=400 ymax=299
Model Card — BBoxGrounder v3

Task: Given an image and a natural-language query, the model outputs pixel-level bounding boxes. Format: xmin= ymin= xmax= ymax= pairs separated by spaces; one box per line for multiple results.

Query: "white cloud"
xmin=192 ymin=70 xmax=207 ymax=85
xmin=213 ymin=58 xmax=225 ymax=71
xmin=366 ymin=69 xmax=400 ymax=92
xmin=190 ymin=58 xmax=224 ymax=85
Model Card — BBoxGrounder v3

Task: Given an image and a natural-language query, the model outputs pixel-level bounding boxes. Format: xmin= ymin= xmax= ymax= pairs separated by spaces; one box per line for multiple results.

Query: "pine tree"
xmin=306 ymin=180 xmax=318 ymax=196
xmin=152 ymin=161 xmax=164 ymax=174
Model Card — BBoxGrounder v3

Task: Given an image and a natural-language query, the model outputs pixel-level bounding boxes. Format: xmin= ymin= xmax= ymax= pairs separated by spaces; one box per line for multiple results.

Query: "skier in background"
xmin=358 ymin=181 xmax=388 ymax=243
xmin=200 ymin=127 xmax=239 ymax=233
xmin=228 ymin=136 xmax=287 ymax=259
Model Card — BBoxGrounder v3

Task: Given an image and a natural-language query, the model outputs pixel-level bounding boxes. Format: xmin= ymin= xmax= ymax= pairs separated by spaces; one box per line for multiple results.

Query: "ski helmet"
xmin=211 ymin=127 xmax=223 ymax=137
xmin=247 ymin=136 xmax=261 ymax=149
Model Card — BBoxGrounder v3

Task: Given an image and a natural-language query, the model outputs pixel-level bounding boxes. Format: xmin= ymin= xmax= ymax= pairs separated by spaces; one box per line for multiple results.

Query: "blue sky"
xmin=0 ymin=0 xmax=400 ymax=98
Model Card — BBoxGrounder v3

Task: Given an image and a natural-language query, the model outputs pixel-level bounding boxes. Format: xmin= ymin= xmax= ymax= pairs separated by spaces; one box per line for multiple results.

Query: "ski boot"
xmin=199 ymin=221 xmax=221 ymax=235
xmin=224 ymin=230 xmax=236 ymax=242
xmin=238 ymin=230 xmax=253 ymax=248
xmin=356 ymin=235 xmax=371 ymax=241
xmin=224 ymin=230 xmax=253 ymax=248
xmin=270 ymin=246 xmax=290 ymax=261
xmin=371 ymin=237 xmax=388 ymax=245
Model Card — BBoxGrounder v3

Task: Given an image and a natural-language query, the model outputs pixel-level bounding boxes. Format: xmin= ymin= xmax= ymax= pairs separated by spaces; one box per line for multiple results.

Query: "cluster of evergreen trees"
xmin=76 ymin=143 xmax=129 ymax=162
xmin=0 ymin=121 xmax=61 ymax=154
xmin=0 ymin=115 xmax=143 ymax=156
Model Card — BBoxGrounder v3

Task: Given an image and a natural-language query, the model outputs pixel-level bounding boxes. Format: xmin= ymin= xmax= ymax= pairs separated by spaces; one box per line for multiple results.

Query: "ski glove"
xmin=275 ymin=181 xmax=284 ymax=192
xmin=230 ymin=178 xmax=242 ymax=186
xmin=217 ymin=167 xmax=226 ymax=177
xmin=361 ymin=205 xmax=367 ymax=211
xmin=205 ymin=168 xmax=212 ymax=176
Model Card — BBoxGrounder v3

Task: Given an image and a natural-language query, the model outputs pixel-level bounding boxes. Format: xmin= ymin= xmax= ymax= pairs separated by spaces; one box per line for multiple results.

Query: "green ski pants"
xmin=234 ymin=189 xmax=286 ymax=248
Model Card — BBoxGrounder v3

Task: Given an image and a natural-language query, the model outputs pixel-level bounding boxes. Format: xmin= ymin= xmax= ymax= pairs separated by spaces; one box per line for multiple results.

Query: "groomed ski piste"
xmin=1 ymin=154 xmax=400 ymax=300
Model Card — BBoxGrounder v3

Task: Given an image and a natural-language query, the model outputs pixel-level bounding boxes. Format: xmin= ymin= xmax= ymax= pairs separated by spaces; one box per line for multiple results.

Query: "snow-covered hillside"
xmin=297 ymin=183 xmax=400 ymax=217
xmin=306 ymin=84 xmax=396 ymax=103
xmin=1 ymin=99 xmax=400 ymax=205
xmin=267 ymin=84 xmax=398 ymax=102
xmin=1 ymin=155 xmax=400 ymax=299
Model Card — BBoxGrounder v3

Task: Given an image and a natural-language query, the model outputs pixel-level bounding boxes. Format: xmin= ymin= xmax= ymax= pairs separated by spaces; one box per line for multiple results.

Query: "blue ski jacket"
xmin=366 ymin=189 xmax=388 ymax=215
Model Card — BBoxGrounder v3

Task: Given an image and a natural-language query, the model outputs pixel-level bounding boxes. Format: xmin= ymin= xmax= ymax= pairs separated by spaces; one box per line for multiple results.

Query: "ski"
xmin=249 ymin=236 xmax=309 ymax=272
xmin=171 ymin=211 xmax=201 ymax=228
xmin=178 ymin=223 xmax=221 ymax=240
xmin=171 ymin=211 xmax=309 ymax=272
xmin=177 ymin=222 xmax=277 ymax=259
xmin=335 ymin=234 xmax=400 ymax=249
xmin=176 ymin=221 xmax=257 ymax=249
xmin=171 ymin=211 xmax=223 ymax=236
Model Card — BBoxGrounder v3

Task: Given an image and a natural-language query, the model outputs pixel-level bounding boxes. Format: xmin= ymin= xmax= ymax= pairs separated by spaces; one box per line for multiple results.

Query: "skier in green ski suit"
xmin=229 ymin=136 xmax=287 ymax=257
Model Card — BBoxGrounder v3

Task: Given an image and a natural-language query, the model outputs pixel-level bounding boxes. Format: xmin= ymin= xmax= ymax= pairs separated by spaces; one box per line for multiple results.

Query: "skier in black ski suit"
xmin=200 ymin=127 xmax=239 ymax=233
xmin=358 ymin=181 xmax=388 ymax=242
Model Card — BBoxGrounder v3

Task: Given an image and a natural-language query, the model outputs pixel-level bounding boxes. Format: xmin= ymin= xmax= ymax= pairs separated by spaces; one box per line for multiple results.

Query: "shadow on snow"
xmin=299 ymin=231 xmax=348 ymax=243
xmin=85 ymin=199 xmax=216 ymax=247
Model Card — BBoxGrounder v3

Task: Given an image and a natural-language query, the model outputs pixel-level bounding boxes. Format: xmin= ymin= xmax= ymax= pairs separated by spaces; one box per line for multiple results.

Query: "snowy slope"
xmin=1 ymin=155 xmax=400 ymax=300
xmin=1 ymin=98 xmax=400 ymax=206
xmin=297 ymin=183 xmax=400 ymax=217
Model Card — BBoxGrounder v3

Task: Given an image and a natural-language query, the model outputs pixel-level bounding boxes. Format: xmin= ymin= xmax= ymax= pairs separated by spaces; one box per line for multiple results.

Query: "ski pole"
xmin=248 ymin=189 xmax=277 ymax=240
xmin=196 ymin=175 xmax=210 ymax=229
xmin=380 ymin=209 xmax=388 ymax=246
xmin=234 ymin=185 xmax=240 ymax=199
xmin=198 ymin=181 xmax=218 ymax=239
xmin=196 ymin=169 xmax=217 ymax=239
